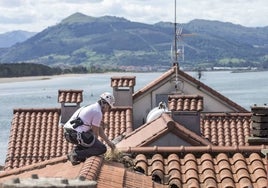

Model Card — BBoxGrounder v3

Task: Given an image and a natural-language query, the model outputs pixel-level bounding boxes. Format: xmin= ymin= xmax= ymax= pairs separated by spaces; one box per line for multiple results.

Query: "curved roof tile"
xmin=58 ymin=89 xmax=83 ymax=103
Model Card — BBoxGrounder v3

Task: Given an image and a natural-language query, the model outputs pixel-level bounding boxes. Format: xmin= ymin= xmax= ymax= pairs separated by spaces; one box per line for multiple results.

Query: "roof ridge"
xmin=160 ymin=113 xmax=211 ymax=145
xmin=79 ymin=156 xmax=104 ymax=180
xmin=13 ymin=108 xmax=60 ymax=113
xmin=0 ymin=156 xmax=67 ymax=178
xmin=172 ymin=120 xmax=212 ymax=146
xmin=119 ymin=145 xmax=268 ymax=154
xmin=176 ymin=69 xmax=248 ymax=112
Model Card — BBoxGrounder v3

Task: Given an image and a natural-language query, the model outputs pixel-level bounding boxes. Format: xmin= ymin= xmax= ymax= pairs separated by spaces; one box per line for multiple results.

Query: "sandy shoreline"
xmin=0 ymin=74 xmax=85 ymax=84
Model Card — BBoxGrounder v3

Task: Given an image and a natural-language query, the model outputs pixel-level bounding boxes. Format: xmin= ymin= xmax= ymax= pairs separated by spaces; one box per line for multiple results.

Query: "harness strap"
xmin=76 ymin=132 xmax=96 ymax=148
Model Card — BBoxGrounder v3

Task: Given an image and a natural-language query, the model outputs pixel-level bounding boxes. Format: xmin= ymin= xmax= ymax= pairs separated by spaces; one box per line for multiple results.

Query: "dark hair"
xmin=98 ymin=99 xmax=108 ymax=106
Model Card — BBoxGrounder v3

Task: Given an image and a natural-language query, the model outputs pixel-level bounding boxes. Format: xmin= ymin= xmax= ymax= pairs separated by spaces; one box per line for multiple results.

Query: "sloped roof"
xmin=133 ymin=66 xmax=248 ymax=112
xmin=119 ymin=146 xmax=268 ymax=188
xmin=201 ymin=112 xmax=252 ymax=146
xmin=4 ymin=107 xmax=133 ymax=170
xmin=58 ymin=89 xmax=83 ymax=103
xmin=0 ymin=156 xmax=165 ymax=188
xmin=102 ymin=107 xmax=133 ymax=141
xmin=2 ymin=67 xmax=267 ymax=187
xmin=116 ymin=113 xmax=211 ymax=148
xmin=1 ymin=147 xmax=267 ymax=188
xmin=4 ymin=108 xmax=73 ymax=170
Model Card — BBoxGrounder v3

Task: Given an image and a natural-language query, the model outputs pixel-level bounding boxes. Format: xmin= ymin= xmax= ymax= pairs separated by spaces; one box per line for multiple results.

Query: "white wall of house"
xmin=133 ymin=71 xmax=242 ymax=129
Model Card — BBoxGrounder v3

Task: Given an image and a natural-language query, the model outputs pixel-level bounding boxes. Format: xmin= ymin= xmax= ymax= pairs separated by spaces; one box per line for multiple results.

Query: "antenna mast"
xmin=173 ymin=0 xmax=178 ymax=66
xmin=173 ymin=0 xmax=181 ymax=92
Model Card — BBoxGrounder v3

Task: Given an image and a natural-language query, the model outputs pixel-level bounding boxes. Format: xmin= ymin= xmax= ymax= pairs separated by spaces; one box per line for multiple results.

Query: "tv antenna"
xmin=171 ymin=0 xmax=184 ymax=92
xmin=171 ymin=0 xmax=195 ymax=92
xmin=171 ymin=0 xmax=184 ymax=68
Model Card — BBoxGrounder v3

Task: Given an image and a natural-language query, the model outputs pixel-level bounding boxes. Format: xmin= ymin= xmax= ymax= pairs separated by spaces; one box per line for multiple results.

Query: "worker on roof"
xmin=63 ymin=92 xmax=116 ymax=165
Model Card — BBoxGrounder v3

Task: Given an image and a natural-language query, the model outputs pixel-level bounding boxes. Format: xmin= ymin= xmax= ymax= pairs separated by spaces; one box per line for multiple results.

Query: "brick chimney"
xmin=111 ymin=76 xmax=135 ymax=107
xmin=168 ymin=94 xmax=203 ymax=135
xmin=58 ymin=89 xmax=83 ymax=125
xmin=247 ymin=104 xmax=268 ymax=145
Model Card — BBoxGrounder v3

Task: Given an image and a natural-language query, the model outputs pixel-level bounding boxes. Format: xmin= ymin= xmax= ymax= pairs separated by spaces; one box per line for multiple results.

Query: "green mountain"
xmin=0 ymin=12 xmax=267 ymax=69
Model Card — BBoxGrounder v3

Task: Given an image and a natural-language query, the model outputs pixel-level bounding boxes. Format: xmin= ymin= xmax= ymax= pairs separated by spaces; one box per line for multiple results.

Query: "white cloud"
xmin=0 ymin=0 xmax=267 ymax=34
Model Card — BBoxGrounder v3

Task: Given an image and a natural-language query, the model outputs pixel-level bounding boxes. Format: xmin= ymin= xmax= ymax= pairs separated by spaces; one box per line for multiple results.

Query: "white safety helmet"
xmin=100 ymin=92 xmax=115 ymax=108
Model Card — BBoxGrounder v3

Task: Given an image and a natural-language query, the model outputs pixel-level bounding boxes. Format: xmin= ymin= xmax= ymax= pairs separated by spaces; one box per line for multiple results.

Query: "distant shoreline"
xmin=0 ymin=72 xmax=131 ymax=84
xmin=0 ymin=74 xmax=83 ymax=84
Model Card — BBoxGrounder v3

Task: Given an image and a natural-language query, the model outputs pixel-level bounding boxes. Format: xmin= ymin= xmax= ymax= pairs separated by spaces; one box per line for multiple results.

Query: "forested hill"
xmin=0 ymin=12 xmax=267 ymax=69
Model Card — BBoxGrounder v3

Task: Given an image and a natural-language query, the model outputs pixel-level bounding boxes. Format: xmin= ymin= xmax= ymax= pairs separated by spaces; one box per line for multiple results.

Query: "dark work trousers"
xmin=64 ymin=128 xmax=107 ymax=161
xmin=74 ymin=138 xmax=107 ymax=161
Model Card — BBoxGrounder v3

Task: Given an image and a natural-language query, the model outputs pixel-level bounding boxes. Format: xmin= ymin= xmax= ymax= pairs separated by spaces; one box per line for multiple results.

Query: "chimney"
xmin=247 ymin=104 xmax=268 ymax=145
xmin=111 ymin=76 xmax=135 ymax=107
xmin=58 ymin=89 xmax=83 ymax=125
xmin=168 ymin=94 xmax=203 ymax=135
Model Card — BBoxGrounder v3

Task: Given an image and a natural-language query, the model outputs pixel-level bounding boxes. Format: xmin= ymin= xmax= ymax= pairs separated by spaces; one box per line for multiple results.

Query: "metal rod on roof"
xmin=119 ymin=146 xmax=268 ymax=153
xmin=174 ymin=0 xmax=178 ymax=66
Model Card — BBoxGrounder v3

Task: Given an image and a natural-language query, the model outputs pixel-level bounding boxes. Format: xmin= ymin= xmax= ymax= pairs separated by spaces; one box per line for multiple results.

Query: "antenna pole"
xmin=174 ymin=0 xmax=178 ymax=66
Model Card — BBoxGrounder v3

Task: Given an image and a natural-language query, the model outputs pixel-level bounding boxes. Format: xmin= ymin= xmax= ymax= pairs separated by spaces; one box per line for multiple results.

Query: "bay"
xmin=0 ymin=70 xmax=268 ymax=165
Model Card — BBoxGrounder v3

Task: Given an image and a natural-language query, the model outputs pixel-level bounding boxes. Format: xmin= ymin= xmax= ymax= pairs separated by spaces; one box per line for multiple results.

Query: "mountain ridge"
xmin=0 ymin=30 xmax=36 ymax=48
xmin=0 ymin=13 xmax=267 ymax=69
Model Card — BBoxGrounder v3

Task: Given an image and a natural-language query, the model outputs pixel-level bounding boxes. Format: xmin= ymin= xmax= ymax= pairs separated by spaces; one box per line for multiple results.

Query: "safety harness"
xmin=64 ymin=106 xmax=95 ymax=147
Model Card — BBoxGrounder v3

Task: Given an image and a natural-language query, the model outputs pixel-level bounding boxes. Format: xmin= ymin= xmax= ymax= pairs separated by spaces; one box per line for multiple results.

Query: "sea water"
xmin=0 ymin=71 xmax=268 ymax=165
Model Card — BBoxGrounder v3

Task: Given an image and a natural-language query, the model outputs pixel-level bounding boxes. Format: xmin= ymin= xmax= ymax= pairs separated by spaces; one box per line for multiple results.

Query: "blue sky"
xmin=0 ymin=0 xmax=267 ymax=34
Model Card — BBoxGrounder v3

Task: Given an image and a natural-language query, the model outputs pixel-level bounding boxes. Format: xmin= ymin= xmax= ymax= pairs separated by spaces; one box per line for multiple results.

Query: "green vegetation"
xmin=0 ymin=62 xmax=125 ymax=78
xmin=0 ymin=63 xmax=81 ymax=77
xmin=0 ymin=13 xmax=267 ymax=71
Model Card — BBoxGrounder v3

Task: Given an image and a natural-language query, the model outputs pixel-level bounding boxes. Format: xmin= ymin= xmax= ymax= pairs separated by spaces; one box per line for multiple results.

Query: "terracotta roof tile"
xmin=79 ymin=156 xmax=103 ymax=181
xmin=111 ymin=76 xmax=136 ymax=87
xmin=4 ymin=108 xmax=73 ymax=170
xmin=201 ymin=113 xmax=252 ymax=146
xmin=1 ymin=155 xmax=166 ymax=188
xmin=103 ymin=107 xmax=133 ymax=141
xmin=58 ymin=89 xmax=83 ymax=103
xmin=96 ymin=161 xmax=165 ymax=188
xmin=117 ymin=113 xmax=211 ymax=148
xmin=120 ymin=147 xmax=268 ymax=187
xmin=2 ymin=146 xmax=267 ymax=187
xmin=168 ymin=94 xmax=203 ymax=111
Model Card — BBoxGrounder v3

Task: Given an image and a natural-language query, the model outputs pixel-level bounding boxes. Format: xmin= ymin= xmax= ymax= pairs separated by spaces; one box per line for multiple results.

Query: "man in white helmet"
xmin=64 ymin=92 xmax=116 ymax=165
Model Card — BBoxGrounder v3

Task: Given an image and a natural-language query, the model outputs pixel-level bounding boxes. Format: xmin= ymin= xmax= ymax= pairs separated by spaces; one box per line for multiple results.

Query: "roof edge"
xmin=0 ymin=156 xmax=67 ymax=178
xmin=118 ymin=145 xmax=268 ymax=155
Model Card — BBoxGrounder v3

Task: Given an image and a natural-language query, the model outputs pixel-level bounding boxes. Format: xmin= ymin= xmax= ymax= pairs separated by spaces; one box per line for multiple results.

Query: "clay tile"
xmin=152 ymin=170 xmax=164 ymax=184
xmin=134 ymin=154 xmax=148 ymax=174
xmin=248 ymin=153 xmax=263 ymax=164
xmin=185 ymin=169 xmax=199 ymax=184
xmin=123 ymin=79 xmax=128 ymax=87
xmin=118 ymin=79 xmax=123 ymax=87
xmin=200 ymin=153 xmax=213 ymax=164
xmin=190 ymin=98 xmax=197 ymax=111
xmin=177 ymin=98 xmax=183 ymax=111
xmin=151 ymin=154 xmax=164 ymax=169
xmin=232 ymin=153 xmax=246 ymax=165
xmin=200 ymin=160 xmax=214 ymax=176
xmin=218 ymin=169 xmax=233 ymax=182
xmin=216 ymin=153 xmax=229 ymax=164
xmin=236 ymin=169 xmax=251 ymax=183
xmin=221 ymin=178 xmax=235 ymax=188
xmin=167 ymin=153 xmax=179 ymax=164
xmin=168 ymin=179 xmax=182 ymax=188
xmin=183 ymin=98 xmax=190 ymax=111
xmin=202 ymin=169 xmax=217 ymax=185
xmin=256 ymin=177 xmax=268 ymax=188
xmin=184 ymin=153 xmax=197 ymax=164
